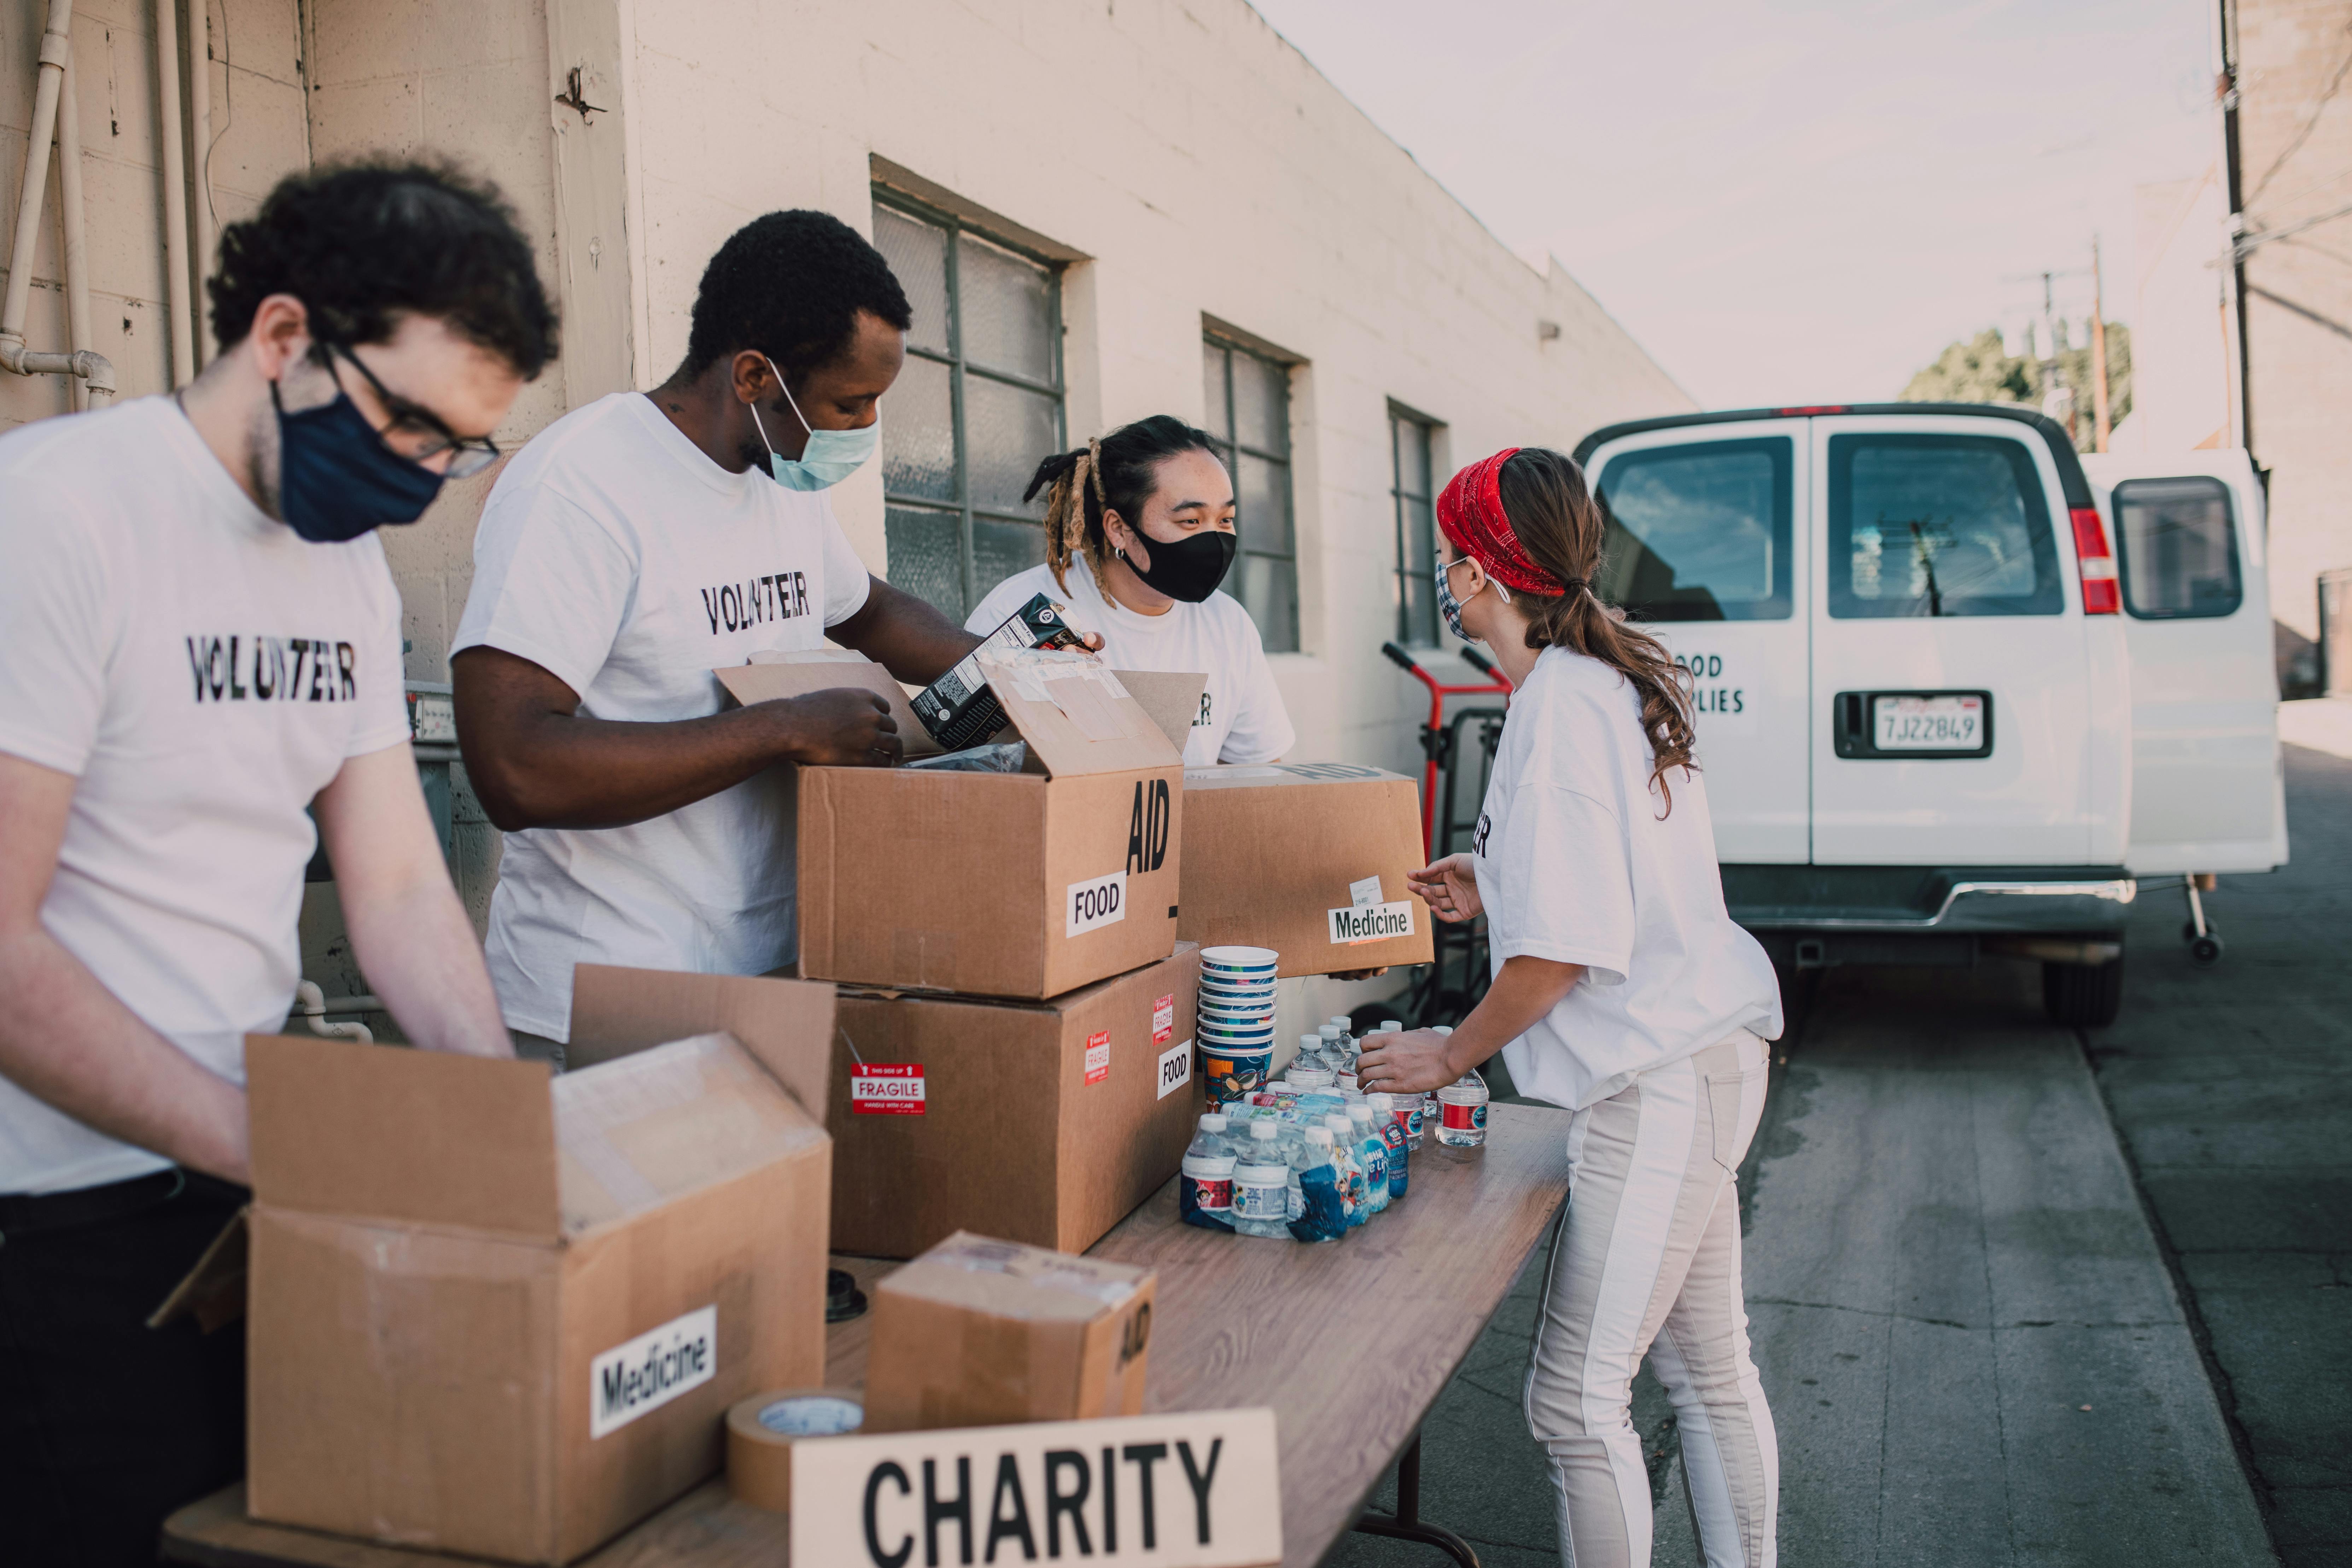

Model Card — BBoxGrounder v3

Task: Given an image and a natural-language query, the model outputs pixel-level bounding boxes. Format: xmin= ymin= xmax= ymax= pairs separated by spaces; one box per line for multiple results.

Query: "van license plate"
xmin=1874 ymin=694 xmax=1983 ymax=751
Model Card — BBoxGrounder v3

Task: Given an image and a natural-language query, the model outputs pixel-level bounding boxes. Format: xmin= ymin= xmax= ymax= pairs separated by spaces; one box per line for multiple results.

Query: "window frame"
xmin=1825 ymin=432 xmax=2065 ymax=620
xmin=1390 ymin=404 xmax=1441 ymax=646
xmin=1593 ymin=435 xmax=1796 ymax=623
xmin=1201 ymin=332 xmax=1299 ymax=652
xmin=2111 ymin=475 xmax=2245 ymax=621
xmin=874 ymin=189 xmax=1067 ymax=618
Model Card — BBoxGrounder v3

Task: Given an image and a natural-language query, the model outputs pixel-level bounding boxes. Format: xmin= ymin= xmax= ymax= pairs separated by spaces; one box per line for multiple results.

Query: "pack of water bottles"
xmin=1179 ymin=1012 xmax=1488 ymax=1242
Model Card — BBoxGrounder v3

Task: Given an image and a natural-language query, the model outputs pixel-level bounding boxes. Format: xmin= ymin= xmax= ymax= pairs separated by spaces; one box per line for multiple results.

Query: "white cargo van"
xmin=1570 ymin=403 xmax=2284 ymax=1027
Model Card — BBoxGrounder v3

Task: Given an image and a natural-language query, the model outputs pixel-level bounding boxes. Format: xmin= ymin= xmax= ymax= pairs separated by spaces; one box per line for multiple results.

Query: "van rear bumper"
xmin=1722 ymin=865 xmax=2137 ymax=937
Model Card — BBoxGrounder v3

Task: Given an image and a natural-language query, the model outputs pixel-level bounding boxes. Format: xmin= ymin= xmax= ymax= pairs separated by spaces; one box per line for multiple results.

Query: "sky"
xmin=1245 ymin=0 xmax=2221 ymax=409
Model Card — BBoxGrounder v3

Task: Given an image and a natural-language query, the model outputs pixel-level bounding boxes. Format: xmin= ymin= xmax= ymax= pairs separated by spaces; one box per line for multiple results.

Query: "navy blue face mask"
xmin=270 ymin=364 xmax=453 ymax=543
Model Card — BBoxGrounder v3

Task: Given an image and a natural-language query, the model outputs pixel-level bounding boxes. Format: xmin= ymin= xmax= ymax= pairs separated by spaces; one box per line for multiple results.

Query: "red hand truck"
xmin=1380 ymin=641 xmax=1512 ymax=859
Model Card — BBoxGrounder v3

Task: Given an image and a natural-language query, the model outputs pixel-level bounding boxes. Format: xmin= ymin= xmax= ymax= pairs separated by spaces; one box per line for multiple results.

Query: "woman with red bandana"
xmin=1356 ymin=447 xmax=1784 ymax=1568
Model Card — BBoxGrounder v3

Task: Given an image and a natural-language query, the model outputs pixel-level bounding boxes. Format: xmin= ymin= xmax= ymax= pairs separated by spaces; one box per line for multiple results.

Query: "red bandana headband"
xmin=1435 ymin=447 xmax=1563 ymax=596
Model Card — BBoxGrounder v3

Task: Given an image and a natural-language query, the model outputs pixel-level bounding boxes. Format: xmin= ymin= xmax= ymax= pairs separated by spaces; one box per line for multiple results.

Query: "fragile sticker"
xmin=589 ymin=1304 xmax=717 ymax=1440
xmin=1152 ymin=994 xmax=1175 ymax=1045
xmin=1329 ymin=900 xmax=1416 ymax=945
xmin=851 ymin=1063 xmax=927 ymax=1115
xmin=1066 ymin=870 xmax=1128 ymax=937
xmin=1085 ymin=1031 xmax=1111 ymax=1085
xmin=1156 ymin=1038 xmax=1194 ymax=1100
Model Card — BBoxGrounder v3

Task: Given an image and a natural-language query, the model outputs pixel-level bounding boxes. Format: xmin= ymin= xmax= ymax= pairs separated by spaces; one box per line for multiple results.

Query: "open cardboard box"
xmin=720 ymin=651 xmax=1203 ymax=1000
xmin=241 ymin=968 xmax=836 ymax=1564
xmin=1178 ymin=762 xmax=1435 ymax=977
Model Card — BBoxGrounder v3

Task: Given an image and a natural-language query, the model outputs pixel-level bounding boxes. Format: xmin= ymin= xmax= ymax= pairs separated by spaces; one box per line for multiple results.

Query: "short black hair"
xmin=209 ymin=160 xmax=558 ymax=378
xmin=683 ymin=210 xmax=912 ymax=379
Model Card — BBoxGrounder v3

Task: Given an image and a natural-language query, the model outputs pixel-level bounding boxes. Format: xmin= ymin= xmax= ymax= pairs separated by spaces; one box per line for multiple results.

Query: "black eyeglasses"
xmin=323 ymin=342 xmax=502 ymax=479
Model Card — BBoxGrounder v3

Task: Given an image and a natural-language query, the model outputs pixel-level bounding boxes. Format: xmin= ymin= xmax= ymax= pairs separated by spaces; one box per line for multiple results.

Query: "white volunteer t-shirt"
xmin=965 ymin=561 xmax=1295 ymax=766
xmin=0 ymin=397 xmax=410 ymax=1194
xmin=1473 ymin=646 xmax=1782 ymax=1111
xmin=454 ymin=392 xmax=871 ymax=1040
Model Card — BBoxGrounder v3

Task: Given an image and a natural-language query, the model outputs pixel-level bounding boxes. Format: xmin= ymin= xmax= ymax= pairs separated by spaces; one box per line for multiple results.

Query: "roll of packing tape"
xmin=726 ymin=1388 xmax=866 ymax=1512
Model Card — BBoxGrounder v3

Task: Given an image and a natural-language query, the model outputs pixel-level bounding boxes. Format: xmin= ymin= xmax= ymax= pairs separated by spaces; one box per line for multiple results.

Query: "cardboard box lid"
xmin=247 ymin=1034 xmax=562 ymax=1242
xmin=835 ymin=942 xmax=1201 ymax=1020
xmin=553 ymin=1031 xmax=827 ymax=1234
xmin=1114 ymin=669 xmax=1209 ymax=756
xmin=978 ymin=648 xmax=1182 ymax=779
xmin=568 ymin=963 xmax=835 ymax=1121
xmin=880 ymin=1232 xmax=1153 ymax=1323
xmin=716 ymin=656 xmax=945 ymax=758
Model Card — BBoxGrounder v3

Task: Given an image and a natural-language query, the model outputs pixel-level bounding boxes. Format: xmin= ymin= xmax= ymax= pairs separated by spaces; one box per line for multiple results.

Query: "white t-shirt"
xmin=454 ymin=393 xmax=871 ymax=1041
xmin=1473 ymin=646 xmax=1782 ymax=1111
xmin=0 ymin=397 xmax=409 ymax=1194
xmin=965 ymin=561 xmax=1294 ymax=766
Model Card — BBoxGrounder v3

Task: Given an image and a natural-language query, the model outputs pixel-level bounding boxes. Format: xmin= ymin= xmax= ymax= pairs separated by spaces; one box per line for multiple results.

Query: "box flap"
xmin=981 ymin=648 xmax=1181 ymax=777
xmin=246 ymin=1035 xmax=559 ymax=1241
xmin=1113 ymin=669 xmax=1209 ymax=756
xmin=717 ymin=658 xmax=944 ymax=758
xmin=879 ymin=1231 xmax=1151 ymax=1322
xmin=552 ymin=1031 xmax=828 ymax=1234
xmin=568 ymin=964 xmax=835 ymax=1120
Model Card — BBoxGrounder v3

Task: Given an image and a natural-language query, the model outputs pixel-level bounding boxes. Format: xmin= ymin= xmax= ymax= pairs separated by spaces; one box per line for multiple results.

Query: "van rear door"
xmin=1586 ymin=418 xmax=1810 ymax=862
xmin=2081 ymin=450 xmax=2286 ymax=874
xmin=1807 ymin=411 xmax=2130 ymax=865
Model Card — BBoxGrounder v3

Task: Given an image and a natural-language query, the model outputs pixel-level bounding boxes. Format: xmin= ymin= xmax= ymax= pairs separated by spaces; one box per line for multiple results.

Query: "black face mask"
xmin=1119 ymin=529 xmax=1236 ymax=604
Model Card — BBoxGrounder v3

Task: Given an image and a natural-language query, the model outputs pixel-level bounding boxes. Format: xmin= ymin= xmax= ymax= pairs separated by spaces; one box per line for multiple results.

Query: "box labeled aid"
xmin=863 ymin=1232 xmax=1156 ymax=1434
xmin=912 ymin=593 xmax=1090 ymax=751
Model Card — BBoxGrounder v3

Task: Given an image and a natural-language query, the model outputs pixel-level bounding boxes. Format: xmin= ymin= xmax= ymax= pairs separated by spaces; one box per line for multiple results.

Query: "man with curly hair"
xmin=0 ymin=161 xmax=557 ymax=1562
xmin=451 ymin=211 xmax=999 ymax=1059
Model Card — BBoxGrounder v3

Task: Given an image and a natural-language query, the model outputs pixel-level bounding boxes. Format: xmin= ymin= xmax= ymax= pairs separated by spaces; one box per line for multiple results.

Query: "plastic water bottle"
xmin=1231 ymin=1122 xmax=1292 ymax=1238
xmin=1285 ymin=1126 xmax=1348 ymax=1242
xmin=1286 ymin=1034 xmax=1335 ymax=1090
xmin=1368 ymin=1091 xmax=1410 ymax=1202
xmin=1323 ymin=1113 xmax=1368 ymax=1226
xmin=1179 ymin=1114 xmax=1238 ymax=1230
xmin=1350 ymin=1103 xmax=1390 ymax=1214
xmin=1436 ymin=1072 xmax=1490 ymax=1148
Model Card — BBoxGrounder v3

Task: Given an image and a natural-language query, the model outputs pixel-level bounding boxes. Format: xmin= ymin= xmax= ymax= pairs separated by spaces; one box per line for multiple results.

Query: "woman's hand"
xmin=1406 ymin=854 xmax=1482 ymax=923
xmin=1355 ymin=1028 xmax=1461 ymax=1097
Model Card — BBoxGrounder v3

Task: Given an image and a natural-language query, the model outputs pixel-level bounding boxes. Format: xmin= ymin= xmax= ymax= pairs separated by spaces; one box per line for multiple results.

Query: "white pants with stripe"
xmin=1524 ymin=1031 xmax=1778 ymax=1568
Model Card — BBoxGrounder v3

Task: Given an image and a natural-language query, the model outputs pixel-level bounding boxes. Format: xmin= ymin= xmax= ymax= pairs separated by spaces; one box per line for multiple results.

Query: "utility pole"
xmin=2217 ymin=0 xmax=2252 ymax=449
xmin=2090 ymin=237 xmax=2111 ymax=453
xmin=2036 ymin=270 xmax=2076 ymax=442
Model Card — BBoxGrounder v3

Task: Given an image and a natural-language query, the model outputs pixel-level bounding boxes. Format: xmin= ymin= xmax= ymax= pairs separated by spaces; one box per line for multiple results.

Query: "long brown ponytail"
xmin=1496 ymin=448 xmax=1698 ymax=813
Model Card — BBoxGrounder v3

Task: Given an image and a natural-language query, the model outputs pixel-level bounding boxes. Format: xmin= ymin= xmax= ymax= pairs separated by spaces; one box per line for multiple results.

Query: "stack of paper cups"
xmin=726 ymin=1388 xmax=867 ymax=1512
xmin=1197 ymin=946 xmax=1279 ymax=1106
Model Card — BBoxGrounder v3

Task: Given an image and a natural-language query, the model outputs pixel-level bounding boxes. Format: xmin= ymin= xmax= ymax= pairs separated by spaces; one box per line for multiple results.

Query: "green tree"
xmin=1901 ymin=322 xmax=2132 ymax=451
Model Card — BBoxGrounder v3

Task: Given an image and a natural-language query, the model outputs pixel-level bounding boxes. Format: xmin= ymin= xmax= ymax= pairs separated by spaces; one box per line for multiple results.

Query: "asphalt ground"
xmin=1327 ymin=732 xmax=2352 ymax=1567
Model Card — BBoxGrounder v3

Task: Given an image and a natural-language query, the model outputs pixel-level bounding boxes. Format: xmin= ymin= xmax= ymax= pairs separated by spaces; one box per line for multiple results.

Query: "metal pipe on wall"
xmin=0 ymin=0 xmax=113 ymax=403
xmin=187 ymin=0 xmax=212 ymax=368
xmin=155 ymin=0 xmax=194 ymax=387
xmin=57 ymin=46 xmax=98 ymax=408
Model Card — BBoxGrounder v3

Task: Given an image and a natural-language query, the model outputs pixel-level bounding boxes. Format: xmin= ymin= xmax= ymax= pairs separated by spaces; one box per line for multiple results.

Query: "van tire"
xmin=2042 ymin=955 xmax=2124 ymax=1028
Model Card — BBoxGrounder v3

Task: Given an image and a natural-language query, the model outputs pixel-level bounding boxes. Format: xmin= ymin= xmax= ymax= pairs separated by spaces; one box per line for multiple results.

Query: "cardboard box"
xmin=863 ymin=1232 xmax=1156 ymax=1433
xmin=829 ymin=945 xmax=1203 ymax=1258
xmin=1177 ymin=762 xmax=1436 ymax=977
xmin=245 ymin=973 xmax=836 ymax=1564
xmin=723 ymin=651 xmax=1201 ymax=1000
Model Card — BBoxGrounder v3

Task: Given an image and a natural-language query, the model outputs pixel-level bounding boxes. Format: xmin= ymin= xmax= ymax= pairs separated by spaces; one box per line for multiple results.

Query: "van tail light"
xmin=2070 ymin=506 xmax=2120 ymax=615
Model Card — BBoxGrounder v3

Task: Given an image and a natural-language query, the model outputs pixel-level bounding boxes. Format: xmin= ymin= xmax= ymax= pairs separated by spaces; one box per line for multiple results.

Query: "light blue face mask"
xmin=748 ymin=354 xmax=877 ymax=491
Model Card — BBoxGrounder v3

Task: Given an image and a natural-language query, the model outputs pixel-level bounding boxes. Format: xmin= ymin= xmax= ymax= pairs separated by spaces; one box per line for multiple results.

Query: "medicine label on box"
xmin=1152 ymin=993 xmax=1175 ymax=1044
xmin=1084 ymin=1031 xmax=1111 ymax=1085
xmin=589 ymin=1304 xmax=718 ymax=1440
xmin=1156 ymin=1039 xmax=1193 ymax=1100
xmin=1329 ymin=900 xmax=1417 ymax=945
xmin=851 ymin=1063 xmax=927 ymax=1115
xmin=1066 ymin=869 xmax=1127 ymax=937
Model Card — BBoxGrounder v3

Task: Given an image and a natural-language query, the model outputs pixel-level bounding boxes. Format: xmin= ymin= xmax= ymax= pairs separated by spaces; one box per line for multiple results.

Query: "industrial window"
xmin=1827 ymin=434 xmax=2062 ymax=618
xmin=1595 ymin=438 xmax=1794 ymax=622
xmin=871 ymin=194 xmax=1066 ymax=622
xmin=1201 ymin=335 xmax=1299 ymax=653
xmin=1391 ymin=408 xmax=1440 ymax=645
xmin=2112 ymin=477 xmax=2243 ymax=619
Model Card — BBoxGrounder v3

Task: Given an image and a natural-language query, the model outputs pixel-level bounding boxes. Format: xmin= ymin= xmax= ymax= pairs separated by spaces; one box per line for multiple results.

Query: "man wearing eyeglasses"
xmin=0 ymin=161 xmax=556 ymax=1565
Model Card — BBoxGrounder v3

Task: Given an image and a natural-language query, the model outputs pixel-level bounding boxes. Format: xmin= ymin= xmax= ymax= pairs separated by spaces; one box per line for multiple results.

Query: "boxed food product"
xmin=1177 ymin=762 xmax=1435 ymax=976
xmin=244 ymin=970 xmax=835 ymax=1565
xmin=911 ymin=593 xmax=1090 ymax=750
xmin=829 ymin=945 xmax=1202 ymax=1257
xmin=863 ymin=1232 xmax=1156 ymax=1433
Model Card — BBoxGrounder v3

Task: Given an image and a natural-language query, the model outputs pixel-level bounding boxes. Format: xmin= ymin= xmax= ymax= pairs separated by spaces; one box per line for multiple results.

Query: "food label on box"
xmin=1152 ymin=993 xmax=1175 ymax=1044
xmin=851 ymin=1063 xmax=927 ymax=1115
xmin=1329 ymin=899 xmax=1417 ymax=945
xmin=589 ymin=1304 xmax=717 ymax=1440
xmin=1156 ymin=1038 xmax=1194 ymax=1100
xmin=1085 ymin=1031 xmax=1111 ymax=1085
xmin=1066 ymin=869 xmax=1127 ymax=937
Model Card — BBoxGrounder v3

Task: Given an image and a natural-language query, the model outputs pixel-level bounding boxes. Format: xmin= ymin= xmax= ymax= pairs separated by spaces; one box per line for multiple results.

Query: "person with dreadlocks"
xmin=1357 ymin=448 xmax=1784 ymax=1568
xmin=964 ymin=414 xmax=1295 ymax=767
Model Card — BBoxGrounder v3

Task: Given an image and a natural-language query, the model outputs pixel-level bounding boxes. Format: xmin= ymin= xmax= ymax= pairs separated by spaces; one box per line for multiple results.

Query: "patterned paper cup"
xmin=1201 ymin=1044 xmax=1275 ymax=1106
xmin=1200 ymin=946 xmax=1280 ymax=979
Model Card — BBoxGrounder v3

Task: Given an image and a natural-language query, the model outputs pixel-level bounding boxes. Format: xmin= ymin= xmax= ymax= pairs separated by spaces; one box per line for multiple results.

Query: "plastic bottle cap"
xmin=1201 ymin=1114 xmax=1228 ymax=1132
xmin=1320 ymin=1024 xmax=1341 ymax=1040
xmin=1250 ymin=1121 xmax=1279 ymax=1140
xmin=1367 ymin=1092 xmax=1393 ymax=1111
xmin=1299 ymin=1034 xmax=1321 ymax=1049
xmin=1349 ymin=1106 xmax=1373 ymax=1124
xmin=1330 ymin=1016 xmax=1350 ymax=1028
xmin=1305 ymin=1127 xmax=1333 ymax=1147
